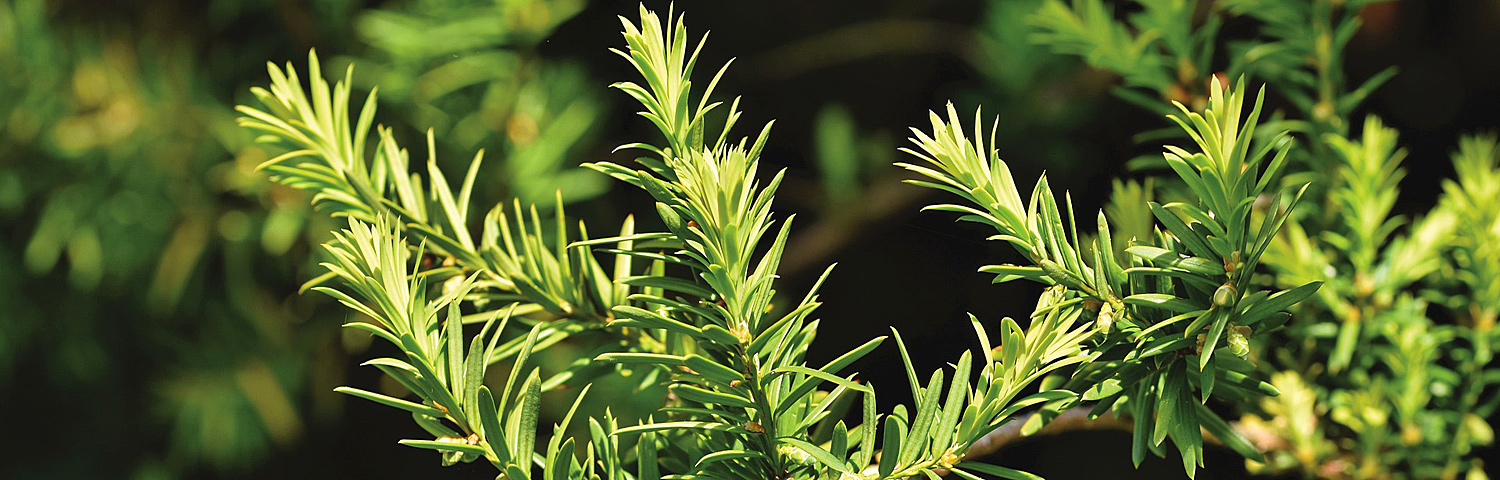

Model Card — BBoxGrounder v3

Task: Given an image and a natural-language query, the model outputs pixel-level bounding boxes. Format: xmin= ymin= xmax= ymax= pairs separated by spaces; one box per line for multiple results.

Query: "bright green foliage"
xmin=317 ymin=217 xmax=607 ymax=474
xmin=1026 ymin=1 xmax=1500 ymax=478
xmin=236 ymin=49 xmax=659 ymax=474
xmin=585 ymin=10 xmax=1120 ymax=478
xmin=238 ymin=50 xmax=634 ymax=325
xmin=900 ymin=78 xmax=1318 ymax=477
xmin=1438 ymin=137 xmax=1500 ymax=322
xmin=1247 ymin=118 xmax=1500 ymax=480
xmin=238 ymin=4 xmax=1330 ymax=479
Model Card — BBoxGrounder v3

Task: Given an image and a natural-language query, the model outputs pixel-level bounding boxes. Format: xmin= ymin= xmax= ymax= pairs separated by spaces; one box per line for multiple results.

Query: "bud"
xmin=730 ymin=323 xmax=752 ymax=345
xmin=1228 ymin=325 xmax=1251 ymax=358
xmin=940 ymin=449 xmax=962 ymax=467
xmin=1038 ymin=284 xmax=1067 ymax=308
xmin=1401 ymin=422 xmax=1421 ymax=446
xmin=700 ymin=324 xmax=741 ymax=345
xmin=1096 ymin=302 xmax=1115 ymax=334
xmin=443 ymin=274 xmax=464 ymax=295
xmin=1223 ymin=251 xmax=1242 ymax=275
xmin=1214 ymin=283 xmax=1237 ymax=307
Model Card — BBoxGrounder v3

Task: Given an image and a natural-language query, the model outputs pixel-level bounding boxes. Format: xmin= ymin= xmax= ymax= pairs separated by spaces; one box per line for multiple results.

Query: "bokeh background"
xmin=2 ymin=0 xmax=1498 ymax=478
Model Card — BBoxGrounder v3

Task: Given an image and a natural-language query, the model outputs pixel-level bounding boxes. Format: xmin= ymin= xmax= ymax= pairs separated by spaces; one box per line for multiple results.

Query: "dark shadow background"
xmin=3 ymin=1 xmax=1499 ymax=479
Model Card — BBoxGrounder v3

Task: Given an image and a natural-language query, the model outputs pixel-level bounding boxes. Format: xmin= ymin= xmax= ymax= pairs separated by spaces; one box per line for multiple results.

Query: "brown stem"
xmin=956 ymin=405 xmax=1260 ymax=468
xmin=960 ymin=408 xmax=1135 ymax=464
xmin=865 ymin=406 xmax=1266 ymax=478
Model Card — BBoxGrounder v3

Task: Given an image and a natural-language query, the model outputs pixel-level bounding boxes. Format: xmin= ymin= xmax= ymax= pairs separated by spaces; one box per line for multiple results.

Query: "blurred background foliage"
xmin=1 ymin=0 xmax=1498 ymax=479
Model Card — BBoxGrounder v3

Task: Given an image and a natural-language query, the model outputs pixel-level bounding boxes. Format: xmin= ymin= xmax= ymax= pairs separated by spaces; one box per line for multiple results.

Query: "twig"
xmin=956 ymin=405 xmax=1265 ymax=469
xmin=960 ymin=407 xmax=1134 ymax=464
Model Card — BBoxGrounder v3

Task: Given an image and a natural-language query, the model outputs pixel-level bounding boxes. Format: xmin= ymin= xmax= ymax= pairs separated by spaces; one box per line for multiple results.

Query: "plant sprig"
xmin=589 ymin=7 xmax=1184 ymax=479
xmin=900 ymin=77 xmax=1321 ymax=477
xmin=1023 ymin=2 xmax=1499 ymax=477
xmin=236 ymin=5 xmax=1335 ymax=479
xmin=238 ymin=51 xmax=637 ymax=327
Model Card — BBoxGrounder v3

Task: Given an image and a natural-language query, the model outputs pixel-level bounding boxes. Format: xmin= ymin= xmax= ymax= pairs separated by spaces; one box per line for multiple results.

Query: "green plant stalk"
xmin=740 ymin=345 xmax=791 ymax=477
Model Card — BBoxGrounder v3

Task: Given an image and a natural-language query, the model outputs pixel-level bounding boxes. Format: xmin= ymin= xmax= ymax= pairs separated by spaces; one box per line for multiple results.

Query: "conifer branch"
xmin=901 ymin=77 xmax=1320 ymax=477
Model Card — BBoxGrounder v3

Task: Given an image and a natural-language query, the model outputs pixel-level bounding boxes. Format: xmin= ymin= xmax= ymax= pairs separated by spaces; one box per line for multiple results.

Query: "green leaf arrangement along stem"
xmin=1026 ymin=2 xmax=1500 ymax=478
xmin=237 ymin=5 xmax=1319 ymax=479
xmin=899 ymin=77 xmax=1319 ymax=477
